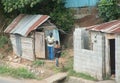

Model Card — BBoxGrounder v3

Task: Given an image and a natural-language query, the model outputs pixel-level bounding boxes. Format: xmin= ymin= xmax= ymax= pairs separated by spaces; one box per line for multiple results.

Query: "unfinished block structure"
xmin=74 ymin=20 xmax=120 ymax=82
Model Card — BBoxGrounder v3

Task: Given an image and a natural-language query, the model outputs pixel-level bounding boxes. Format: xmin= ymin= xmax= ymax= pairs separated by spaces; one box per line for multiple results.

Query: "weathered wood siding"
xmin=10 ymin=35 xmax=35 ymax=61
xmin=21 ymin=37 xmax=35 ymax=61
xmin=35 ymin=32 xmax=45 ymax=58
xmin=10 ymin=35 xmax=20 ymax=56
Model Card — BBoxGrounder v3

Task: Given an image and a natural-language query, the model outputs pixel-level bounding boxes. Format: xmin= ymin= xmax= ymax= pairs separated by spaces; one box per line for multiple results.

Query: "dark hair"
xmin=56 ymin=40 xmax=59 ymax=44
xmin=49 ymin=32 xmax=53 ymax=37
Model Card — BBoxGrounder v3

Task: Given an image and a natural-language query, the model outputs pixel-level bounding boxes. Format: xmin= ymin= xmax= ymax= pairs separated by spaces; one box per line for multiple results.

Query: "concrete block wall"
xmin=74 ymin=28 xmax=104 ymax=80
xmin=115 ymin=35 xmax=120 ymax=83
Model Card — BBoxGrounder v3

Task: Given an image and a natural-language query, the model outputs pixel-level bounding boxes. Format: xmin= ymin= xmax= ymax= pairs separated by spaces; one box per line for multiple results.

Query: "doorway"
xmin=109 ymin=39 xmax=115 ymax=75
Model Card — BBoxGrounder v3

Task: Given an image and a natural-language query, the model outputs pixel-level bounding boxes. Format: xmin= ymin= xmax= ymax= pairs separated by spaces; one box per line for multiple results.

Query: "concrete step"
xmin=42 ymin=73 xmax=67 ymax=83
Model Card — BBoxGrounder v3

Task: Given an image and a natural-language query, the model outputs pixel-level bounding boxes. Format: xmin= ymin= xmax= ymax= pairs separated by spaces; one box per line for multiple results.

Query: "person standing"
xmin=46 ymin=32 xmax=55 ymax=60
xmin=54 ymin=40 xmax=61 ymax=67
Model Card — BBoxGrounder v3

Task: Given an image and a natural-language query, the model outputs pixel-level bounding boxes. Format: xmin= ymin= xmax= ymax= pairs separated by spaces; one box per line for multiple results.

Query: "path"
xmin=96 ymin=80 xmax=115 ymax=83
xmin=0 ymin=77 xmax=41 ymax=83
xmin=0 ymin=73 xmax=67 ymax=83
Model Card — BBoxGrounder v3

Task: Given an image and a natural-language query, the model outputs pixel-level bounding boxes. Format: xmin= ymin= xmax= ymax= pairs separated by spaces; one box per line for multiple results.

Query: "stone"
xmin=40 ymin=70 xmax=44 ymax=74
xmin=12 ymin=58 xmax=21 ymax=63
xmin=8 ymin=56 xmax=13 ymax=61
xmin=14 ymin=56 xmax=18 ymax=59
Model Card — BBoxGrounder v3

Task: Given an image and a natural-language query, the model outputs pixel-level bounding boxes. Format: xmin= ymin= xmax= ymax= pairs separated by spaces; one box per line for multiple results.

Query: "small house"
xmin=4 ymin=14 xmax=60 ymax=61
xmin=74 ymin=20 xmax=120 ymax=83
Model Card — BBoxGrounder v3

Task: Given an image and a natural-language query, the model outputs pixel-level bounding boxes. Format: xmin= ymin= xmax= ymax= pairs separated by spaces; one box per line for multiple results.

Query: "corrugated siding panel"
xmin=15 ymin=35 xmax=22 ymax=56
xmin=87 ymin=20 xmax=120 ymax=33
xmin=21 ymin=37 xmax=35 ymax=61
xmin=35 ymin=32 xmax=45 ymax=58
xmin=10 ymin=15 xmax=40 ymax=36
xmin=10 ymin=35 xmax=20 ymax=56
xmin=4 ymin=14 xmax=50 ymax=37
xmin=65 ymin=0 xmax=99 ymax=8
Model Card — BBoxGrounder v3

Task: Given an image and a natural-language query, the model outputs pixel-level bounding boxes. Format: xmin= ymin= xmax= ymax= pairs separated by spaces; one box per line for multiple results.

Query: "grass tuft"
xmin=68 ymin=69 xmax=97 ymax=81
xmin=0 ymin=65 xmax=35 ymax=79
xmin=32 ymin=60 xmax=44 ymax=67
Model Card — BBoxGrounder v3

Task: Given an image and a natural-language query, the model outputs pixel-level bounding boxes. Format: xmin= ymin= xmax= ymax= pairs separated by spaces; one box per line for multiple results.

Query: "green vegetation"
xmin=68 ymin=69 xmax=97 ymax=81
xmin=0 ymin=0 xmax=74 ymax=32
xmin=32 ymin=60 xmax=44 ymax=67
xmin=61 ymin=51 xmax=68 ymax=58
xmin=1 ymin=0 xmax=43 ymax=13
xmin=0 ymin=36 xmax=9 ymax=48
xmin=0 ymin=65 xmax=36 ymax=79
xmin=98 ymin=0 xmax=120 ymax=21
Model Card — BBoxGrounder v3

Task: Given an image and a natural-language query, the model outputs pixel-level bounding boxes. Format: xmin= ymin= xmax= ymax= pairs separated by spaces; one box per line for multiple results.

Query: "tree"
xmin=1 ymin=0 xmax=43 ymax=13
xmin=98 ymin=0 xmax=120 ymax=22
xmin=1 ymin=0 xmax=74 ymax=32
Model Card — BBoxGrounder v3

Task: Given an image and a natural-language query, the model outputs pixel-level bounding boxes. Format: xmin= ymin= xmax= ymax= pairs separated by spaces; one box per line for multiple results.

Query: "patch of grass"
xmin=62 ymin=57 xmax=73 ymax=72
xmin=68 ymin=69 xmax=97 ymax=81
xmin=11 ymin=68 xmax=36 ymax=79
xmin=0 ymin=54 xmax=4 ymax=59
xmin=32 ymin=60 xmax=44 ymax=67
xmin=61 ymin=51 xmax=67 ymax=57
xmin=52 ymin=66 xmax=62 ymax=73
xmin=0 ymin=65 xmax=36 ymax=79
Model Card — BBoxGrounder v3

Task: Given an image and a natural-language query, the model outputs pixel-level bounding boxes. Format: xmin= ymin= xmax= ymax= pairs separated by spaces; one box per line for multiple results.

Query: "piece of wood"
xmin=35 ymin=32 xmax=45 ymax=58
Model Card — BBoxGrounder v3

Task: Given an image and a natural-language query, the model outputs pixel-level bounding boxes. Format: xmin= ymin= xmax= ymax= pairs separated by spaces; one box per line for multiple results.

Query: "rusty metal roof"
xmin=86 ymin=20 xmax=120 ymax=34
xmin=4 ymin=14 xmax=50 ymax=36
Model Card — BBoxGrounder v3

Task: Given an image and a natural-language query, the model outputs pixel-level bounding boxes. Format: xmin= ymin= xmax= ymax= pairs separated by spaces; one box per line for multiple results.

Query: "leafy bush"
xmin=98 ymin=0 xmax=120 ymax=21
xmin=0 ymin=36 xmax=9 ymax=48
xmin=50 ymin=0 xmax=74 ymax=32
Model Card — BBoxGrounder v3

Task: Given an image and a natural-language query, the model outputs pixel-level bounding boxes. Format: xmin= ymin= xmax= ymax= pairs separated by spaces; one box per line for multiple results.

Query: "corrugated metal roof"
xmin=86 ymin=20 xmax=120 ymax=34
xmin=4 ymin=14 xmax=50 ymax=36
xmin=65 ymin=0 xmax=99 ymax=8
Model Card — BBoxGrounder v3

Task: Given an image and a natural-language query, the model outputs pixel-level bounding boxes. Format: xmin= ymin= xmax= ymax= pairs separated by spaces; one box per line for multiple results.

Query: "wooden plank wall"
xmin=35 ymin=32 xmax=45 ymax=58
xmin=21 ymin=37 xmax=35 ymax=61
xmin=10 ymin=35 xmax=35 ymax=61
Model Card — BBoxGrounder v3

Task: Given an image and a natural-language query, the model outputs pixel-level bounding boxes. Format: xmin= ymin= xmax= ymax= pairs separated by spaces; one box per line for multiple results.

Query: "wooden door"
xmin=35 ymin=32 xmax=45 ymax=58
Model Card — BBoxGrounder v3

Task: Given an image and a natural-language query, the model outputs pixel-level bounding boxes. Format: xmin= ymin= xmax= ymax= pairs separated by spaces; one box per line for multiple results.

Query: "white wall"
xmin=74 ymin=28 xmax=105 ymax=80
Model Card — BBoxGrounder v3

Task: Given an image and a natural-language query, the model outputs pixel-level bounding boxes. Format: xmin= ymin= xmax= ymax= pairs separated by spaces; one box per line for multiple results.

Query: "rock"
xmin=40 ymin=70 xmax=45 ymax=74
xmin=13 ymin=59 xmax=19 ymax=63
xmin=8 ymin=56 xmax=13 ymax=61
xmin=14 ymin=55 xmax=18 ymax=59
xmin=31 ymin=69 xmax=35 ymax=73
xmin=17 ymin=58 xmax=22 ymax=63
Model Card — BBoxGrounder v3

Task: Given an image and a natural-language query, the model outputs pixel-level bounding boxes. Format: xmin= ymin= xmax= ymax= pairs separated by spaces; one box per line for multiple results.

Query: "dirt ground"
xmin=0 ymin=47 xmax=73 ymax=80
